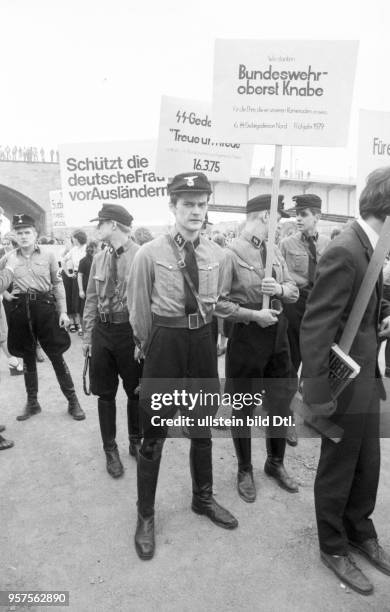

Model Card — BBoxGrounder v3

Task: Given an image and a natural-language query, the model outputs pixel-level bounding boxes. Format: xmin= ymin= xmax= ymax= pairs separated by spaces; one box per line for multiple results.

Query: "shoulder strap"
xmin=166 ymin=234 xmax=207 ymax=322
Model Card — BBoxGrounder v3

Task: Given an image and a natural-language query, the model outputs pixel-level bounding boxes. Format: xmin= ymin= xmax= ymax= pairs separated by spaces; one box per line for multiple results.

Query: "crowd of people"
xmin=0 ymin=145 xmax=59 ymax=163
xmin=1 ymin=167 xmax=390 ymax=597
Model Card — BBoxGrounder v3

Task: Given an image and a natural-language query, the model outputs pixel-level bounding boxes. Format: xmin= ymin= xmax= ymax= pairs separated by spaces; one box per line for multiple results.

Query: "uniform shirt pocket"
xmin=237 ymin=260 xmax=258 ymax=288
xmin=198 ymin=261 xmax=220 ymax=298
xmin=14 ymin=262 xmax=28 ymax=278
xmin=291 ymin=252 xmax=308 ymax=275
xmin=154 ymin=260 xmax=181 ymax=294
xmin=31 ymin=260 xmax=49 ymax=280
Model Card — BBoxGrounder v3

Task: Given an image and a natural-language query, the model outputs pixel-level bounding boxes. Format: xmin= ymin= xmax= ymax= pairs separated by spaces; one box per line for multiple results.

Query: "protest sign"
xmin=213 ymin=39 xmax=358 ymax=146
xmin=357 ymin=109 xmax=390 ymax=209
xmin=58 ymin=141 xmax=167 ymax=226
xmin=156 ymin=96 xmax=253 ymax=183
xmin=49 ymin=189 xmax=66 ymax=229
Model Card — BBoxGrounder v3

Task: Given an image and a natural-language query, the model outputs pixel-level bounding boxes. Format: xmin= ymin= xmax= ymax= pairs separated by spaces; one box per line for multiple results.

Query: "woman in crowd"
xmin=61 ymin=230 xmax=87 ymax=334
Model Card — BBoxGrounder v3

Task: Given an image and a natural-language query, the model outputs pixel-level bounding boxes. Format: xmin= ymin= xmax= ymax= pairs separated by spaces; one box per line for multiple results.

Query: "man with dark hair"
xmin=220 ymin=194 xmax=299 ymax=503
xmin=128 ymin=172 xmax=238 ymax=560
xmin=300 ymin=167 xmax=390 ymax=595
xmin=280 ymin=194 xmax=330 ymax=445
xmin=83 ymin=205 xmax=142 ymax=478
xmin=4 ymin=215 xmax=85 ymax=421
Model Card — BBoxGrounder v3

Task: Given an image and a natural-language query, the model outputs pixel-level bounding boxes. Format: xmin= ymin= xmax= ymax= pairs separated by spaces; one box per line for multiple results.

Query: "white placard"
xmin=49 ymin=189 xmax=66 ymax=228
xmin=213 ymin=39 xmax=359 ymax=146
xmin=58 ymin=141 xmax=167 ymax=226
xmin=156 ymin=96 xmax=253 ymax=183
xmin=357 ymin=109 xmax=390 ymax=211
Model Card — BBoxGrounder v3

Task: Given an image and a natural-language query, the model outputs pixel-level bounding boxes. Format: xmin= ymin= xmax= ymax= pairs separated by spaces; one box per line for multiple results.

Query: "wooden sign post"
xmin=263 ymin=144 xmax=282 ymax=309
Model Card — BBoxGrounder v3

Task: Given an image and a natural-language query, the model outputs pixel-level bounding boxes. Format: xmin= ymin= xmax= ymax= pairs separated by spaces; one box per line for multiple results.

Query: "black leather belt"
xmin=18 ymin=290 xmax=55 ymax=303
xmin=153 ymin=312 xmax=212 ymax=329
xmin=98 ymin=310 xmax=129 ymax=324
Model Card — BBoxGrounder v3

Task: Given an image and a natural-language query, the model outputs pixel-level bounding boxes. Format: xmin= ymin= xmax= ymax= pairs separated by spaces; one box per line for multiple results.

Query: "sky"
xmin=0 ymin=0 xmax=390 ymax=226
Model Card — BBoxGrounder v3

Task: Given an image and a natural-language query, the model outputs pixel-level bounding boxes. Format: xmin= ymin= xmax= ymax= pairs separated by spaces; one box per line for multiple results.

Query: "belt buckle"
xmin=29 ymin=291 xmax=37 ymax=301
xmin=188 ymin=313 xmax=200 ymax=330
xmin=100 ymin=311 xmax=108 ymax=323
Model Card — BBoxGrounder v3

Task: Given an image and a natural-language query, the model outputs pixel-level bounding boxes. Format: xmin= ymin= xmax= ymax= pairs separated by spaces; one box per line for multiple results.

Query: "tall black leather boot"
xmin=190 ymin=439 xmax=238 ymax=529
xmin=98 ymin=398 xmax=123 ymax=478
xmin=50 ymin=355 xmax=85 ymax=420
xmin=127 ymin=398 xmax=142 ymax=458
xmin=264 ymin=436 xmax=299 ymax=493
xmin=232 ymin=435 xmax=256 ymax=503
xmin=134 ymin=451 xmax=161 ymax=560
xmin=17 ymin=368 xmax=42 ymax=421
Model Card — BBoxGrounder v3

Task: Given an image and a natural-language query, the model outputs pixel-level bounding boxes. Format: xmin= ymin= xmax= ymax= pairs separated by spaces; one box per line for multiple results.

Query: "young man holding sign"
xmin=301 ymin=168 xmax=390 ymax=595
xmin=220 ymin=194 xmax=299 ymax=502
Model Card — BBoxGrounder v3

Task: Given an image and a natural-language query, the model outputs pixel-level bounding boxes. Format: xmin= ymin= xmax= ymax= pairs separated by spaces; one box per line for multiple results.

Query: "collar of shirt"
xmin=241 ymin=230 xmax=264 ymax=249
xmin=357 ymin=218 xmax=379 ymax=249
xmin=300 ymin=231 xmax=319 ymax=243
xmin=109 ymin=237 xmax=133 ymax=257
xmin=170 ymin=226 xmax=200 ymax=251
xmin=17 ymin=244 xmax=40 ymax=257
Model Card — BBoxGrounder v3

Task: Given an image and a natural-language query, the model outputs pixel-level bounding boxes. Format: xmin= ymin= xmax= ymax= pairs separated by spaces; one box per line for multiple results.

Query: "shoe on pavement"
xmin=320 ymin=551 xmax=374 ymax=595
xmin=350 ymin=538 xmax=390 ymax=576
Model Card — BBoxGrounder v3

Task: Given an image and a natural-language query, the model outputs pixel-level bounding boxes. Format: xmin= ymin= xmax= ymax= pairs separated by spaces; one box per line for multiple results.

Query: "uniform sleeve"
xmin=83 ymin=257 xmax=98 ymax=345
xmin=300 ymin=245 xmax=356 ymax=404
xmin=49 ymin=253 xmax=66 ymax=313
xmin=0 ymin=268 xmax=13 ymax=293
xmin=127 ymin=247 xmax=154 ymax=351
xmin=214 ymin=249 xmax=241 ymax=320
xmin=278 ymin=249 xmax=299 ymax=303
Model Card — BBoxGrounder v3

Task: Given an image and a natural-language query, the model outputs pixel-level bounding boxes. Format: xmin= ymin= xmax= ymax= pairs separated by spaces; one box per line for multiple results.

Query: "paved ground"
xmin=1 ymin=335 xmax=390 ymax=612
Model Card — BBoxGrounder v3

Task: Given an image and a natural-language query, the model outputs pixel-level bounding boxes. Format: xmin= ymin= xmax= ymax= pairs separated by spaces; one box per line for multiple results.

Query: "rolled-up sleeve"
xmin=49 ymin=253 xmax=66 ymax=313
xmin=214 ymin=250 xmax=240 ymax=319
xmin=277 ymin=248 xmax=299 ymax=303
xmin=127 ymin=247 xmax=154 ymax=351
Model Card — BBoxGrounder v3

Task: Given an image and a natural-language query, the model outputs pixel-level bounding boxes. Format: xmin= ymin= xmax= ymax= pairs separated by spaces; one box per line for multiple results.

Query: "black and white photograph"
xmin=1 ymin=1 xmax=390 ymax=610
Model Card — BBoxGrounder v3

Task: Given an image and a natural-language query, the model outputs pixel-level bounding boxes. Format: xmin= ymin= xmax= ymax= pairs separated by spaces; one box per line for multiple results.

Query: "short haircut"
xmin=359 ymin=167 xmax=390 ymax=221
xmin=115 ymin=221 xmax=131 ymax=234
xmin=246 ymin=209 xmax=268 ymax=223
xmin=72 ymin=229 xmax=88 ymax=245
xmin=134 ymin=226 xmax=154 ymax=245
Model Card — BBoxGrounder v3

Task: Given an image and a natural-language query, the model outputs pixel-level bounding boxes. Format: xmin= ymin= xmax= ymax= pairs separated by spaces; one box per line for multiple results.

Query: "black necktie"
xmin=306 ymin=236 xmax=317 ymax=286
xmin=107 ymin=251 xmax=118 ymax=299
xmin=183 ymin=241 xmax=199 ymax=314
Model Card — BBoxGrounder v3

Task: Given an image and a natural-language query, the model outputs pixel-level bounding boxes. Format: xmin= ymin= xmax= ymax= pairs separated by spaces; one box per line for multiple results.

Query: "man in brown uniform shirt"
xmin=220 ymin=194 xmax=299 ymax=502
xmin=83 ymin=204 xmax=142 ymax=478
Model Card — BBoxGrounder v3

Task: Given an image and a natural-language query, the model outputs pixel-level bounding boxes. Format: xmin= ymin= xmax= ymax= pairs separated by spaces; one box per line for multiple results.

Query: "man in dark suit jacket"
xmin=300 ymin=167 xmax=390 ymax=596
